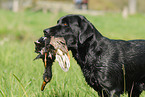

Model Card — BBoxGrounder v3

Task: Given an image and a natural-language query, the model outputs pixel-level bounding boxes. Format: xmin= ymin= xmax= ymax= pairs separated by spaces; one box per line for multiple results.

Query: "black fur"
xmin=43 ymin=15 xmax=145 ymax=97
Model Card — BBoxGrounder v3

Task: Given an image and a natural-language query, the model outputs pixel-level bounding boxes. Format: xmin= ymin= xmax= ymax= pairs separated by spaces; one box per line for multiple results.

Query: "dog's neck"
xmin=70 ymin=30 xmax=104 ymax=69
xmin=69 ymin=31 xmax=105 ymax=90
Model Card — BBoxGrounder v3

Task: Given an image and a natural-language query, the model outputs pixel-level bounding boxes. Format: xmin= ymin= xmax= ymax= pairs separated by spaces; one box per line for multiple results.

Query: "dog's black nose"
xmin=43 ymin=29 xmax=50 ymax=37
xmin=43 ymin=29 xmax=50 ymax=34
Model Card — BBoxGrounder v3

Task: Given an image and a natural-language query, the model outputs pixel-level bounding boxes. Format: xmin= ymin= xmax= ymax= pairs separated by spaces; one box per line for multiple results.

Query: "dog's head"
xmin=43 ymin=15 xmax=99 ymax=49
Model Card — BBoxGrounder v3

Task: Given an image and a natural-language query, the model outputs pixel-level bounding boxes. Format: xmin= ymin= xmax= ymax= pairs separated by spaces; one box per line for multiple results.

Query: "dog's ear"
xmin=79 ymin=16 xmax=94 ymax=44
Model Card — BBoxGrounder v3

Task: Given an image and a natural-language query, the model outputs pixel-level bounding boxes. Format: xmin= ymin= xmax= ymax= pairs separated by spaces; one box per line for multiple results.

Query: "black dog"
xmin=43 ymin=15 xmax=145 ymax=97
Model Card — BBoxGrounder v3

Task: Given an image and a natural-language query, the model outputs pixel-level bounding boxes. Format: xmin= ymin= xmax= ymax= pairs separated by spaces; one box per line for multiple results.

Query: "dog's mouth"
xmin=34 ymin=36 xmax=70 ymax=91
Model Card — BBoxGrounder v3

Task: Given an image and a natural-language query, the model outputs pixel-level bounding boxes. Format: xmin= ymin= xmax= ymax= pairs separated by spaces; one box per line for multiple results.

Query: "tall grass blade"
xmin=122 ymin=64 xmax=126 ymax=94
xmin=130 ymin=82 xmax=134 ymax=97
xmin=13 ymin=74 xmax=28 ymax=97
xmin=0 ymin=89 xmax=6 ymax=97
xmin=102 ymin=90 xmax=104 ymax=97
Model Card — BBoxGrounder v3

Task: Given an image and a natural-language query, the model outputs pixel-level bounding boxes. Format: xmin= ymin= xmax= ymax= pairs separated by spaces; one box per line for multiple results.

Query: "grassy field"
xmin=0 ymin=10 xmax=145 ymax=97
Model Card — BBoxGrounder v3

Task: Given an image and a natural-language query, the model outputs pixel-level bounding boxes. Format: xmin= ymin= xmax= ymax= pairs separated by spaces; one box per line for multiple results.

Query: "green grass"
xmin=0 ymin=10 xmax=145 ymax=97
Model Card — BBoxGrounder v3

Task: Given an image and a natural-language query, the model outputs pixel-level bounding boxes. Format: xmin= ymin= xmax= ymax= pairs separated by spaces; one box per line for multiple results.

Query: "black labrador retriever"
xmin=43 ymin=15 xmax=145 ymax=97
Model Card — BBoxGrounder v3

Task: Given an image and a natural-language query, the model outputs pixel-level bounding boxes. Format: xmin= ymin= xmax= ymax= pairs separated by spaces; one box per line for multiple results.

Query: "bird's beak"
xmin=41 ymin=81 xmax=46 ymax=91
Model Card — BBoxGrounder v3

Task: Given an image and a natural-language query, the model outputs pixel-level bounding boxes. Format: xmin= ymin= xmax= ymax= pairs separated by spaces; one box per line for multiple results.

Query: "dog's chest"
xmin=82 ymin=66 xmax=99 ymax=89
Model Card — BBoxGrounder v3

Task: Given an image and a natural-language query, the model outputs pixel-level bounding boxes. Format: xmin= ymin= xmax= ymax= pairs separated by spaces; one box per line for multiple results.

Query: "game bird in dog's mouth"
xmin=34 ymin=36 xmax=70 ymax=91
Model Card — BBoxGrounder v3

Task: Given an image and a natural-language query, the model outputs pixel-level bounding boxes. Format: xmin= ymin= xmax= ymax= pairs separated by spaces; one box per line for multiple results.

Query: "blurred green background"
xmin=0 ymin=0 xmax=145 ymax=97
xmin=1 ymin=0 xmax=145 ymax=13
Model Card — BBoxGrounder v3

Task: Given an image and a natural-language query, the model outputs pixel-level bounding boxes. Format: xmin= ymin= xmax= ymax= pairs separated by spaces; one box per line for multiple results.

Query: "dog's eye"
xmin=63 ymin=23 xmax=67 ymax=26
